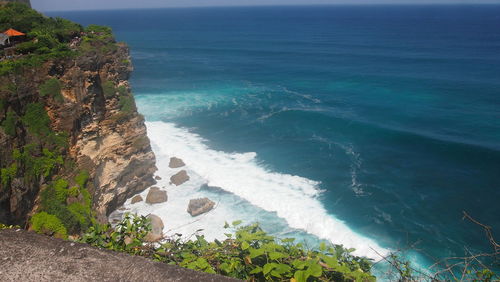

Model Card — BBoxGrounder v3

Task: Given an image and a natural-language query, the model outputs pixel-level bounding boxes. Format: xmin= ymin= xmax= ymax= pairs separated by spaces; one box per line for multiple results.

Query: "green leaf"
xmin=241 ymin=241 xmax=250 ymax=250
xmin=249 ymin=266 xmax=263 ymax=274
xmin=293 ymin=260 xmax=307 ymax=270
xmin=249 ymin=248 xmax=265 ymax=259
xmin=269 ymin=251 xmax=287 ymax=260
xmin=224 ymin=221 xmax=229 ymax=228
xmin=263 ymin=263 xmax=276 ymax=275
xmin=294 ymin=270 xmax=309 ymax=282
xmin=308 ymin=263 xmax=323 ymax=277
xmin=232 ymin=220 xmax=242 ymax=226
xmin=321 ymin=255 xmax=339 ymax=268
xmin=274 ymin=263 xmax=292 ymax=274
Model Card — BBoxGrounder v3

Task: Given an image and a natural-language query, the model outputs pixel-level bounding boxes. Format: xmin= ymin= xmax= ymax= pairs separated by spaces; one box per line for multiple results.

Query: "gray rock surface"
xmin=170 ymin=170 xmax=189 ymax=186
xmin=131 ymin=195 xmax=143 ymax=204
xmin=0 ymin=229 xmax=238 ymax=281
xmin=169 ymin=157 xmax=185 ymax=168
xmin=145 ymin=187 xmax=167 ymax=204
xmin=144 ymin=214 xmax=164 ymax=242
xmin=187 ymin=198 xmax=216 ymax=217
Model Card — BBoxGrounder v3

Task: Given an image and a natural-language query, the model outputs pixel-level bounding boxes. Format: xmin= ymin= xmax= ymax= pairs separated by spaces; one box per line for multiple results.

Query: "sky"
xmin=32 ymin=0 xmax=500 ymax=11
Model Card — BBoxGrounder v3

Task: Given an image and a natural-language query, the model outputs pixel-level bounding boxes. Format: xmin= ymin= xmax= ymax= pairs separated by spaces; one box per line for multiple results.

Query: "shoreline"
xmin=111 ymin=120 xmax=391 ymax=261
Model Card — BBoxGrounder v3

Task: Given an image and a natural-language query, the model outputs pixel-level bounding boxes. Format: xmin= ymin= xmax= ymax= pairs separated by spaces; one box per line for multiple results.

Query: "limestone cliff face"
xmin=0 ymin=38 xmax=156 ymax=224
xmin=55 ymin=43 xmax=157 ymax=220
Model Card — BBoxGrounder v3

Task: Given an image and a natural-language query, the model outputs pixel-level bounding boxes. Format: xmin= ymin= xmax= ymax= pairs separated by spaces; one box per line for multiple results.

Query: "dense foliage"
xmin=30 ymin=211 xmax=67 ymax=239
xmin=39 ymin=78 xmax=63 ymax=102
xmin=81 ymin=215 xmax=375 ymax=281
xmin=0 ymin=3 xmax=82 ymax=75
xmin=36 ymin=171 xmax=93 ymax=234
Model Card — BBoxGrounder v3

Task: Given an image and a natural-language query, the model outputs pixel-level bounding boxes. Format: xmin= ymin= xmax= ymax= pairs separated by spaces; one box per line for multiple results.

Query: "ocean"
xmin=48 ymin=5 xmax=500 ymax=272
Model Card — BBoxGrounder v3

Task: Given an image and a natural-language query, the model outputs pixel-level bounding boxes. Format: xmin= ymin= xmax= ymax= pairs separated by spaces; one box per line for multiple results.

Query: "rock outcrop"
xmin=0 ymin=31 xmax=156 ymax=225
xmin=145 ymin=187 xmax=167 ymax=204
xmin=170 ymin=170 xmax=190 ymax=186
xmin=144 ymin=214 xmax=164 ymax=242
xmin=169 ymin=157 xmax=185 ymax=168
xmin=0 ymin=229 xmax=238 ymax=281
xmin=187 ymin=198 xmax=215 ymax=217
xmin=131 ymin=195 xmax=143 ymax=204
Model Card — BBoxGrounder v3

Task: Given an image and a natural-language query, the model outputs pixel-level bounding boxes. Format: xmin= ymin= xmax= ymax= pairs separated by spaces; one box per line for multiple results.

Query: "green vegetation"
xmin=39 ymin=78 xmax=63 ymax=102
xmin=19 ymin=102 xmax=67 ymax=147
xmin=21 ymin=102 xmax=51 ymax=136
xmin=30 ymin=211 xmax=67 ymax=239
xmin=1 ymin=109 xmax=17 ymax=136
xmin=81 ymin=216 xmax=375 ymax=281
xmin=38 ymin=172 xmax=93 ymax=235
xmin=0 ymin=163 xmax=17 ymax=186
xmin=0 ymin=3 xmax=82 ymax=75
xmin=102 ymin=80 xmax=116 ymax=98
xmin=79 ymin=24 xmax=116 ymax=54
xmin=0 ymin=98 xmax=5 ymax=113
xmin=13 ymin=145 xmax=63 ymax=179
xmin=118 ymin=94 xmax=136 ymax=115
xmin=0 ymin=223 xmax=20 ymax=229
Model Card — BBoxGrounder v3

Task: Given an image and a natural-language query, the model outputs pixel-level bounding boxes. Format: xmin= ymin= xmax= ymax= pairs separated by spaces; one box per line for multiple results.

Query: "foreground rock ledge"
xmin=0 ymin=229 xmax=238 ymax=282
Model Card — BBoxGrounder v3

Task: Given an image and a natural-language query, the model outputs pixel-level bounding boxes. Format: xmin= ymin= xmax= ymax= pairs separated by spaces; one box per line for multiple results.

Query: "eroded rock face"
xmin=169 ymin=157 xmax=185 ymax=168
xmin=64 ymin=43 xmax=157 ymax=219
xmin=131 ymin=195 xmax=143 ymax=204
xmin=145 ymin=187 xmax=167 ymax=204
xmin=187 ymin=198 xmax=215 ymax=217
xmin=170 ymin=170 xmax=189 ymax=186
xmin=144 ymin=214 xmax=164 ymax=242
xmin=0 ymin=39 xmax=157 ymax=225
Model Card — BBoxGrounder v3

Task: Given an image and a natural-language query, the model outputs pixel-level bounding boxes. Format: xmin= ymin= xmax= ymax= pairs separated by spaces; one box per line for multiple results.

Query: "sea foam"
xmin=119 ymin=121 xmax=390 ymax=259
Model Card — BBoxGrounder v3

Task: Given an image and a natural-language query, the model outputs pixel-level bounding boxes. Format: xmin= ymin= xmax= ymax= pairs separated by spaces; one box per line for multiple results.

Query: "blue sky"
xmin=32 ymin=0 xmax=500 ymax=11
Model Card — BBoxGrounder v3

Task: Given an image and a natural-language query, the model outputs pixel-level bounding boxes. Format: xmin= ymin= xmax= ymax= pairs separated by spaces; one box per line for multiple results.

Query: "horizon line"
xmin=39 ymin=2 xmax=500 ymax=13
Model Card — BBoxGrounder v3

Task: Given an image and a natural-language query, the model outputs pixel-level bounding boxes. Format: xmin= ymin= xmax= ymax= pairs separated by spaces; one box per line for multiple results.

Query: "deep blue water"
xmin=49 ymin=5 xmax=500 ymax=268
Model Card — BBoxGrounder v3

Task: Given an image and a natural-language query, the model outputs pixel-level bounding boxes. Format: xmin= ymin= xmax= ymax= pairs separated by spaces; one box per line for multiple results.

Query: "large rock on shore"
xmin=131 ymin=195 xmax=143 ymax=204
xmin=169 ymin=157 xmax=185 ymax=168
xmin=187 ymin=198 xmax=215 ymax=217
xmin=170 ymin=170 xmax=189 ymax=186
xmin=144 ymin=214 xmax=164 ymax=242
xmin=145 ymin=187 xmax=167 ymax=204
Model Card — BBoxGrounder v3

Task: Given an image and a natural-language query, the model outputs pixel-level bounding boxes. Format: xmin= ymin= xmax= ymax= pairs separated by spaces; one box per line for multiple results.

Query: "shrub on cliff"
xmin=30 ymin=211 xmax=67 ymax=239
xmin=1 ymin=109 xmax=17 ymax=136
xmin=21 ymin=102 xmax=51 ymax=136
xmin=39 ymin=78 xmax=64 ymax=103
xmin=81 ymin=215 xmax=375 ymax=282
xmin=0 ymin=3 xmax=82 ymax=75
xmin=102 ymin=80 xmax=116 ymax=98
xmin=38 ymin=172 xmax=93 ymax=234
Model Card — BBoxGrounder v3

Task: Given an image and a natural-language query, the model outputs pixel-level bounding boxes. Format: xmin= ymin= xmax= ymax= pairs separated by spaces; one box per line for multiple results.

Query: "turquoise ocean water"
xmin=49 ymin=5 xmax=500 ymax=270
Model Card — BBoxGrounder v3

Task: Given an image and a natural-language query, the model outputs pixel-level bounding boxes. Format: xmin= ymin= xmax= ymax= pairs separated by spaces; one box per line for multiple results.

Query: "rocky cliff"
xmin=0 ymin=23 xmax=156 ymax=226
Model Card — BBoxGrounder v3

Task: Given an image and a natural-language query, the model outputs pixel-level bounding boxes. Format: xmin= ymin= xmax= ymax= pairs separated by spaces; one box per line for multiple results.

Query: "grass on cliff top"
xmin=0 ymin=3 xmax=115 ymax=76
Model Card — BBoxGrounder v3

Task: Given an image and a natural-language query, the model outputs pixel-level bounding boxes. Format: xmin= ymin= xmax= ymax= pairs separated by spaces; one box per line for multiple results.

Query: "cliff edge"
xmin=0 ymin=3 xmax=156 ymax=228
